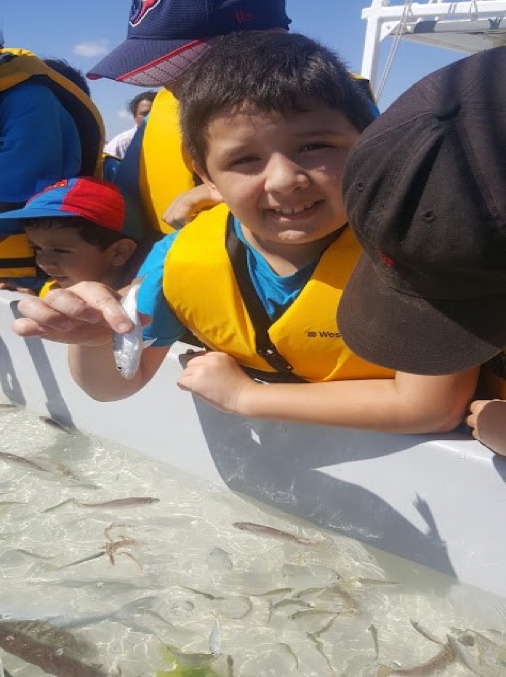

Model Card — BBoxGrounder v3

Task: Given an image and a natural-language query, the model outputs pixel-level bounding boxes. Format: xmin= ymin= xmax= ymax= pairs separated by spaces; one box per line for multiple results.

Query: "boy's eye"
xmin=53 ymin=249 xmax=71 ymax=254
xmin=299 ymin=143 xmax=330 ymax=152
xmin=230 ymin=156 xmax=259 ymax=168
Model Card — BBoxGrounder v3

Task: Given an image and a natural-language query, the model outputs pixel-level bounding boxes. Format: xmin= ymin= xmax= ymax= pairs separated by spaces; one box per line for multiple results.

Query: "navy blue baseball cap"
xmin=87 ymin=0 xmax=291 ymax=87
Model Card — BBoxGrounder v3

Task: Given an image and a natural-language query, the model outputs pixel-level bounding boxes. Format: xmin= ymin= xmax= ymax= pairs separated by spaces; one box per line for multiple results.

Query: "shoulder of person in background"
xmin=104 ymin=127 xmax=137 ymax=160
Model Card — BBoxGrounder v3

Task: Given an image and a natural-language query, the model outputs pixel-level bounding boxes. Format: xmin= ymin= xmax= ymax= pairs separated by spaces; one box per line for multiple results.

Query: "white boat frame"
xmin=362 ymin=0 xmax=506 ymax=90
xmin=2 ymin=292 xmax=506 ymax=600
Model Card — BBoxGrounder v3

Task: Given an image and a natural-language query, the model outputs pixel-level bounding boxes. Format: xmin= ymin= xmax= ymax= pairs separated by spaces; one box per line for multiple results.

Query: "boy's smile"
xmin=198 ymin=103 xmax=360 ymax=267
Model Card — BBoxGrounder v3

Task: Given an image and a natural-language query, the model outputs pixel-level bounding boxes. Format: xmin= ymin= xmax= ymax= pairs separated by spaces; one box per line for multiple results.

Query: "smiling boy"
xmin=12 ymin=33 xmax=477 ymax=433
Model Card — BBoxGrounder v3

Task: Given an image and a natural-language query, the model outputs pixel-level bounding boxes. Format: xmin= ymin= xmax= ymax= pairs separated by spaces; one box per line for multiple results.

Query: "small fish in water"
xmin=112 ymin=280 xmax=154 ymax=380
xmin=182 ymin=586 xmax=224 ymax=601
xmin=232 ymin=521 xmax=317 ymax=545
xmin=324 ymin=583 xmax=361 ymax=613
xmin=0 ymin=624 xmax=107 ymax=677
xmin=378 ymin=639 xmax=456 ymax=676
xmin=278 ymin=642 xmax=300 ymax=669
xmin=165 ymin=645 xmax=217 ymax=668
xmin=306 ymin=632 xmax=335 ymax=674
xmin=44 ymin=496 xmax=159 ymax=512
xmin=446 ymin=634 xmax=483 ymax=676
xmin=272 ymin=598 xmax=312 ymax=611
xmin=0 ymin=451 xmax=49 ymax=473
xmin=369 ymin=624 xmax=380 ymax=660
xmin=209 ymin=617 xmax=222 ymax=656
xmin=410 ymin=619 xmax=443 ymax=645
xmin=289 ymin=608 xmax=338 ymax=622
xmin=12 ymin=548 xmax=55 ymax=561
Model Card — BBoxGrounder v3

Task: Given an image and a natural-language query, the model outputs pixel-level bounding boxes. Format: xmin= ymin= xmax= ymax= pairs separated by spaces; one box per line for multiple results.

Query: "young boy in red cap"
xmin=338 ymin=46 xmax=506 ymax=456
xmin=12 ymin=33 xmax=476 ymax=435
xmin=0 ymin=177 xmax=144 ymax=294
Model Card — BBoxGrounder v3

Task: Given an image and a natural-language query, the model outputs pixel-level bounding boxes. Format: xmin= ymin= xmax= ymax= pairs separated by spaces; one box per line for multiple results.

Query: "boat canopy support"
xmin=362 ymin=0 xmax=506 ymax=94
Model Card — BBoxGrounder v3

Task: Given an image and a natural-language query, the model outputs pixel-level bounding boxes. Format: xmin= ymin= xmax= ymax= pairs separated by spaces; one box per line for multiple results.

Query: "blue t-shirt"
xmin=0 ymin=80 xmax=81 ymax=208
xmin=137 ymin=218 xmax=318 ymax=347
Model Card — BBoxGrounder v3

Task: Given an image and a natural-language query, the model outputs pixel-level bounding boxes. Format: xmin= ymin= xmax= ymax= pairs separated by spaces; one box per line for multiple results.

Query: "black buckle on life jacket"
xmin=257 ymin=344 xmax=295 ymax=373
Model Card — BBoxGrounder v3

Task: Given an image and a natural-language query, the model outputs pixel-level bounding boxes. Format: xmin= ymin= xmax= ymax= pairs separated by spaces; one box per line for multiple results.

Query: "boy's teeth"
xmin=276 ymin=202 xmax=314 ymax=215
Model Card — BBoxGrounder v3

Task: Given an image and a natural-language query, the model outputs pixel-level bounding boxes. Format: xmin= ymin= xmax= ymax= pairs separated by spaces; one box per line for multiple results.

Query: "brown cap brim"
xmin=338 ymin=254 xmax=505 ymax=375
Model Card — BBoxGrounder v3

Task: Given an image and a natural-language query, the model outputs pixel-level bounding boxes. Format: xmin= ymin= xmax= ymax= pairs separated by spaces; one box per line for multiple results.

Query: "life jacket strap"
xmin=225 ymin=215 xmax=306 ymax=383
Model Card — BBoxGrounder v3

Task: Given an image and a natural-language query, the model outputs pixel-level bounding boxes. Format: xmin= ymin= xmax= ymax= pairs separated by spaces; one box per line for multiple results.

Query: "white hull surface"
xmin=1 ymin=291 xmax=505 ymax=599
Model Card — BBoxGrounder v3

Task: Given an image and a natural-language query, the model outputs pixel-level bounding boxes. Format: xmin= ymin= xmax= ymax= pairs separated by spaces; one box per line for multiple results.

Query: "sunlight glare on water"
xmin=0 ymin=405 xmax=505 ymax=676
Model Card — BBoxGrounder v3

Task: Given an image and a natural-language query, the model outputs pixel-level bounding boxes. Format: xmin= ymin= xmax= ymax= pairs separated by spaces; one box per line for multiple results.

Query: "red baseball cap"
xmin=0 ymin=177 xmax=146 ymax=241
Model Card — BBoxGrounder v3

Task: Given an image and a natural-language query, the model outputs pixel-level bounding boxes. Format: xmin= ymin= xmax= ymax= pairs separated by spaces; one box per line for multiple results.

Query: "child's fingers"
xmin=466 ymin=412 xmax=477 ymax=430
xmin=12 ymin=317 xmax=56 ymax=338
xmin=469 ymin=399 xmax=489 ymax=416
xmin=16 ymin=296 xmax=82 ymax=332
xmin=49 ymin=283 xmax=132 ymax=333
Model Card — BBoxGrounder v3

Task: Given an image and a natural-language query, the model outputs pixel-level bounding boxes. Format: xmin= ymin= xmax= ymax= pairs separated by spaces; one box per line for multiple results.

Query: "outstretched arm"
xmin=178 ymin=352 xmax=478 ymax=434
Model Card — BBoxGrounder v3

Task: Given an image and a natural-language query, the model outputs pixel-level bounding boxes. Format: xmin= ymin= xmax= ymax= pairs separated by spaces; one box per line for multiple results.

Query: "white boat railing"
xmin=362 ymin=0 xmax=506 ymax=93
xmin=2 ymin=291 xmax=506 ymax=599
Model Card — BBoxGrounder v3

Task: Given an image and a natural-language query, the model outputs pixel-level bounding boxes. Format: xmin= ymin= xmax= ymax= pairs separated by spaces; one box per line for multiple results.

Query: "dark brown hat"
xmin=339 ymin=46 xmax=506 ymax=375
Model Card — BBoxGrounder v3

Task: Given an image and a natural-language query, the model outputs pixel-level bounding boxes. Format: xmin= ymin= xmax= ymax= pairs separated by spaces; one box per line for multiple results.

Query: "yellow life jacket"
xmin=139 ymin=89 xmax=194 ymax=233
xmin=0 ymin=48 xmax=105 ymax=278
xmin=163 ymin=205 xmax=395 ymax=383
xmin=38 ymin=279 xmax=60 ymax=298
xmin=350 ymin=72 xmax=378 ymax=106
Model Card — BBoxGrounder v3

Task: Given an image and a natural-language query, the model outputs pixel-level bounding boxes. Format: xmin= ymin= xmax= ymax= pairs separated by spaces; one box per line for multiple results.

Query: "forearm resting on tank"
xmin=237 ymin=368 xmax=479 ymax=434
xmin=69 ymin=343 xmax=169 ymax=402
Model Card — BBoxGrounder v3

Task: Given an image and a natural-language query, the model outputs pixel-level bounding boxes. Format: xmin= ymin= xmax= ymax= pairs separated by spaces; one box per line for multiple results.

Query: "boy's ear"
xmin=193 ymin=162 xmax=224 ymax=202
xmin=109 ymin=238 xmax=137 ymax=267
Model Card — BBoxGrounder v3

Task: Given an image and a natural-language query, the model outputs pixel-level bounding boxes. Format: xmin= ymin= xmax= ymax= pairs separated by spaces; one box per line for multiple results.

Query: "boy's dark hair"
xmin=128 ymin=90 xmax=157 ymax=117
xmin=24 ymin=217 xmax=134 ymax=250
xmin=180 ymin=32 xmax=375 ymax=172
xmin=44 ymin=58 xmax=91 ymax=97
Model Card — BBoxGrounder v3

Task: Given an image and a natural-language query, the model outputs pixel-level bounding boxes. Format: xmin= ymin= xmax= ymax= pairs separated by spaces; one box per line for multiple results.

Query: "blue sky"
xmin=2 ymin=0 xmax=461 ymax=141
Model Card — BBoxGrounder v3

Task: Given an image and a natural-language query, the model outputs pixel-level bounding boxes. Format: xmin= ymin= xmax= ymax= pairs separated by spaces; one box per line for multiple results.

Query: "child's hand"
xmin=467 ymin=399 xmax=506 ymax=457
xmin=12 ymin=282 xmax=144 ymax=346
xmin=162 ymin=184 xmax=221 ymax=229
xmin=177 ymin=351 xmax=260 ymax=414
xmin=0 ymin=281 xmax=37 ymax=295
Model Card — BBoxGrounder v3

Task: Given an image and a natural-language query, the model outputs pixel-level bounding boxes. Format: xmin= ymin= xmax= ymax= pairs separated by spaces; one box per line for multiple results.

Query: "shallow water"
xmin=0 ymin=405 xmax=505 ymax=677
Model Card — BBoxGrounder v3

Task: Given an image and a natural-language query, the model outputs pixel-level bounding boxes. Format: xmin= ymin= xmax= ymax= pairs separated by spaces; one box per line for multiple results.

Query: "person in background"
xmin=104 ymin=90 xmax=157 ymax=160
xmin=0 ymin=178 xmax=144 ymax=295
xmin=43 ymin=58 xmax=92 ymax=96
xmin=13 ymin=32 xmax=477 ymax=435
xmin=336 ymin=47 xmax=506 ymax=457
xmin=0 ymin=45 xmax=104 ymax=292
